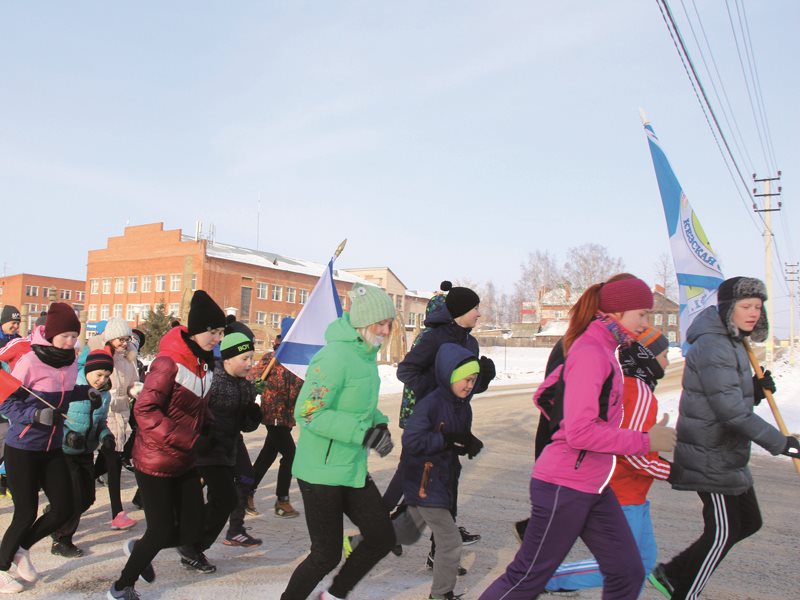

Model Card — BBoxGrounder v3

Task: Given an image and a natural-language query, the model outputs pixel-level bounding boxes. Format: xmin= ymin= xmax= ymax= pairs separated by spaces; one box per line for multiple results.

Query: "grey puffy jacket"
xmin=673 ymin=306 xmax=786 ymax=495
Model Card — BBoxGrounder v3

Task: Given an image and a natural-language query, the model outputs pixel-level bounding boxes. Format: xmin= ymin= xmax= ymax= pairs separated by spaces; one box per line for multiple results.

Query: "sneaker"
xmin=543 ymin=590 xmax=580 ymax=597
xmin=429 ymin=592 xmax=464 ymax=600
xmin=107 ymin=583 xmax=140 ymax=599
xmin=0 ymin=570 xmax=23 ymax=594
xmin=513 ymin=518 xmax=528 ymax=543
xmin=648 ymin=564 xmax=674 ymax=599
xmin=458 ymin=526 xmax=480 ymax=545
xmin=11 ymin=549 xmax=37 ymax=583
xmin=426 ymin=552 xmax=467 ymax=576
xmin=245 ymin=494 xmax=259 ymax=516
xmin=342 ymin=535 xmax=354 ymax=559
xmin=111 ymin=512 xmax=137 ymax=531
xmin=390 ymin=544 xmax=403 ymax=557
xmin=51 ymin=541 xmax=84 ymax=558
xmin=223 ymin=532 xmax=262 ymax=548
xmin=121 ymin=458 xmax=135 ymax=473
xmin=274 ymin=499 xmax=300 ymax=518
xmin=177 ymin=547 xmax=216 ymax=574
xmin=97 ymin=476 xmax=106 ymax=486
xmin=123 ymin=539 xmax=156 ymax=584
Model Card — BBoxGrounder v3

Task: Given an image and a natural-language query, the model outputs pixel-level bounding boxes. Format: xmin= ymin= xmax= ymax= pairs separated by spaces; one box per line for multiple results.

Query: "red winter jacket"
xmin=132 ymin=327 xmax=213 ymax=477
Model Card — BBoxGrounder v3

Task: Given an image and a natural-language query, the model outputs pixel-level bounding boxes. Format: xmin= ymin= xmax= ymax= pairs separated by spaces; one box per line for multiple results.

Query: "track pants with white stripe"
xmin=664 ymin=487 xmax=761 ymax=600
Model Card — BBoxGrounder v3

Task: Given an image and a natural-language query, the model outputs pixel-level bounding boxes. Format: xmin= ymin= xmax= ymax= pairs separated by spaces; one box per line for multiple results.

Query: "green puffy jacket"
xmin=292 ymin=313 xmax=389 ymax=488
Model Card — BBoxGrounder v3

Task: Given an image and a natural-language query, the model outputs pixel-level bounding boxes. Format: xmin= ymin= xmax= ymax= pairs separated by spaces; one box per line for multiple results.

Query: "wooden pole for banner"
xmin=743 ymin=338 xmax=800 ymax=476
xmin=259 ymin=239 xmax=349 ymax=383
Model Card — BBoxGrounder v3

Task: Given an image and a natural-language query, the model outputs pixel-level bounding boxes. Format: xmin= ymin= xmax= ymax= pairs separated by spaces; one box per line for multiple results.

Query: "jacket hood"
xmin=687 ymin=305 xmax=731 ymax=344
xmin=324 ymin=313 xmax=380 ymax=356
xmin=434 ymin=343 xmax=478 ymax=400
xmin=424 ymin=302 xmax=454 ymax=327
xmin=30 ymin=325 xmax=53 ymax=347
xmin=158 ymin=326 xmax=209 ymax=370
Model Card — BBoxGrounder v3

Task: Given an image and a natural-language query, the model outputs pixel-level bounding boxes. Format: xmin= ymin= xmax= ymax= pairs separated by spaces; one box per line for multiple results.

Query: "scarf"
xmin=32 ymin=344 xmax=76 ymax=369
xmin=618 ymin=342 xmax=664 ymax=391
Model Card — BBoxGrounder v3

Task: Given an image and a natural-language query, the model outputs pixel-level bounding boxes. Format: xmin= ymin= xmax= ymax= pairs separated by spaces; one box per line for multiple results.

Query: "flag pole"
xmin=260 ymin=240 xmax=347 ymax=383
xmin=20 ymin=384 xmax=69 ymax=421
xmin=743 ymin=339 xmax=800 ymax=476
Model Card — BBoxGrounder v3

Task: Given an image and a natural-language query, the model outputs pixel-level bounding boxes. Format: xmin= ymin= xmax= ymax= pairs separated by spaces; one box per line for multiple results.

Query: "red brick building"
xmin=0 ymin=273 xmax=86 ymax=333
xmin=86 ymin=223 xmax=367 ymax=351
xmin=651 ymin=284 xmax=680 ymax=346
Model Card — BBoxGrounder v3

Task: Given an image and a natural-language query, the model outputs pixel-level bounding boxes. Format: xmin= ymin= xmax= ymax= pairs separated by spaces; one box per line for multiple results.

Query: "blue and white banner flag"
xmin=644 ymin=119 xmax=725 ymax=353
xmin=274 ymin=259 xmax=343 ymax=379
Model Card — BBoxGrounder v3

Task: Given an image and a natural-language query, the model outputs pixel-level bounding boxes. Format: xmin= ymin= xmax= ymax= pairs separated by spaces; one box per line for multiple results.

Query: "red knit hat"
xmin=44 ymin=302 xmax=81 ymax=341
xmin=598 ymin=277 xmax=653 ymax=313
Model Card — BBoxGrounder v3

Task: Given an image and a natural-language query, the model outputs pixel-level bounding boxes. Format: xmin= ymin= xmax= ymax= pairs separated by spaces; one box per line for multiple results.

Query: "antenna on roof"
xmin=209 ymin=223 xmax=215 ymax=243
xmin=195 ymin=221 xmax=203 ymax=242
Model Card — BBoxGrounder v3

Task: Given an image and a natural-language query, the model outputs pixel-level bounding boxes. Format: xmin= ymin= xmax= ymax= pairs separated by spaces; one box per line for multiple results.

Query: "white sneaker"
xmin=0 ymin=570 xmax=23 ymax=594
xmin=12 ymin=550 xmax=38 ymax=583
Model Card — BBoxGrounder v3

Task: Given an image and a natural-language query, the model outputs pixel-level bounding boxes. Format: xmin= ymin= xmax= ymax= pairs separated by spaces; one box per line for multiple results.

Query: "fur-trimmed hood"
xmin=716 ymin=277 xmax=768 ymax=342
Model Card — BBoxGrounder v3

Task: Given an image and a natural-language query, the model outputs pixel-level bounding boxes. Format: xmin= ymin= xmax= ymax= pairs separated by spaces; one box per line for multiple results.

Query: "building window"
xmin=299 ymin=289 xmax=308 ymax=305
xmin=191 ymin=273 xmax=197 ymax=291
xmin=168 ymin=303 xmax=180 ymax=317
xmin=272 ymin=286 xmax=283 ymax=301
xmin=286 ymin=287 xmax=296 ymax=303
xmin=156 ymin=275 xmax=166 ymax=293
xmin=256 ymin=311 xmax=266 ymax=325
xmin=668 ymin=331 xmax=677 ymax=343
xmin=60 ymin=289 xmax=72 ymax=300
xmin=138 ymin=305 xmax=150 ymax=318
xmin=653 ymin=314 xmax=663 ymax=326
xmin=407 ymin=312 xmax=417 ymax=327
xmin=113 ymin=304 xmax=123 ymax=318
xmin=90 ymin=279 xmax=99 ymax=294
xmin=142 ymin=275 xmax=152 ymax=293
xmin=270 ymin=313 xmax=281 ymax=328
xmin=100 ymin=305 xmax=110 ymax=320
xmin=115 ymin=277 xmax=124 ymax=294
xmin=395 ymin=295 xmax=402 ymax=310
xmin=126 ymin=305 xmax=136 ymax=321
xmin=25 ymin=285 xmax=39 ymax=297
xmin=667 ymin=313 xmax=677 ymax=326
xmin=257 ymin=282 xmax=268 ymax=299
xmin=76 ymin=291 xmax=85 ymax=301
xmin=26 ymin=303 xmax=38 ymax=314
xmin=88 ymin=305 xmax=97 ymax=321
xmin=102 ymin=278 xmax=111 ymax=294
xmin=170 ymin=274 xmax=181 ymax=292
xmin=42 ymin=287 xmax=52 ymax=299
xmin=128 ymin=276 xmax=138 ymax=293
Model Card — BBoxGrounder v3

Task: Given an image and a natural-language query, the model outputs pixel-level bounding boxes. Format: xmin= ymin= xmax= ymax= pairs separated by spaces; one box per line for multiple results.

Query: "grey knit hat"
xmin=104 ymin=317 xmax=133 ymax=342
xmin=348 ymin=284 xmax=396 ymax=328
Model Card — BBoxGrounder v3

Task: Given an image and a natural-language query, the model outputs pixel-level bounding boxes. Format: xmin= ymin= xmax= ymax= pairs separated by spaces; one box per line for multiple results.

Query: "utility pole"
xmin=785 ymin=263 xmax=798 ymax=366
xmin=753 ymin=172 xmax=782 ymax=368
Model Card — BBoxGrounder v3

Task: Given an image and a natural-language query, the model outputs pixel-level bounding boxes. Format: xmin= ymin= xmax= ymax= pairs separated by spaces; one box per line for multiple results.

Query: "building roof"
xmin=185 ymin=236 xmax=371 ymax=285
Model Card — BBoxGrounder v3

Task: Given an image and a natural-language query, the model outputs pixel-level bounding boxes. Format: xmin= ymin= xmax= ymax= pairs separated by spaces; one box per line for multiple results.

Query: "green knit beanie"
xmin=348 ymin=284 xmax=396 ymax=328
xmin=219 ymin=332 xmax=253 ymax=360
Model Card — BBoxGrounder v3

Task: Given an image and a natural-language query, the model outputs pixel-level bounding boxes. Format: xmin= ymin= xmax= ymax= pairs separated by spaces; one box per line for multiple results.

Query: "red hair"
xmin=562 ymin=273 xmax=636 ymax=354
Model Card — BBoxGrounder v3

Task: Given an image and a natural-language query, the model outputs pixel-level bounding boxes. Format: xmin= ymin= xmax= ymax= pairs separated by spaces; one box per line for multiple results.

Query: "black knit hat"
xmin=716 ymin=276 xmax=768 ymax=342
xmin=132 ymin=328 xmax=146 ymax=349
xmin=1 ymin=305 xmax=21 ymax=326
xmin=441 ymin=280 xmax=480 ymax=319
xmin=84 ymin=349 xmax=114 ymax=375
xmin=187 ymin=290 xmax=226 ymax=336
xmin=224 ymin=314 xmax=255 ymax=342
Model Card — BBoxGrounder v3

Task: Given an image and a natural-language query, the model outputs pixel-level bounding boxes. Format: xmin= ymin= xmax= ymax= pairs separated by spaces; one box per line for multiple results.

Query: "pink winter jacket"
xmin=532 ymin=318 xmax=650 ymax=494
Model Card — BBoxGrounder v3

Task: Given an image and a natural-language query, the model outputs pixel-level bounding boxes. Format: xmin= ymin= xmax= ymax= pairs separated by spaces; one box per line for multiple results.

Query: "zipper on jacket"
xmin=419 ymin=461 xmax=433 ymax=499
xmin=18 ymin=424 xmax=31 ymax=439
xmin=574 ymin=450 xmax=587 ymax=470
xmin=324 ymin=440 xmax=333 ymax=464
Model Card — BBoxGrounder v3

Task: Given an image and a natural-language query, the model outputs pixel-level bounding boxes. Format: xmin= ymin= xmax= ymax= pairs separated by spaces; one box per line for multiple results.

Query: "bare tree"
xmin=562 ymin=243 xmax=625 ymax=290
xmin=653 ymin=253 xmax=677 ymax=300
xmin=514 ymin=250 xmax=561 ymax=301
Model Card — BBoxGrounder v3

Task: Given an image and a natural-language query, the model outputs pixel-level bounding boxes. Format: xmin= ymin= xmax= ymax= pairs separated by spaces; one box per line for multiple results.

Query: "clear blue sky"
xmin=2 ymin=2 xmax=798 ymax=333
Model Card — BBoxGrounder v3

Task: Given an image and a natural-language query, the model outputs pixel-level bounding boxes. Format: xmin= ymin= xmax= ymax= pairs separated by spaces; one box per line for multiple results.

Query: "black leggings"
xmin=281 ymin=476 xmax=395 ymax=599
xmin=228 ymin=436 xmax=254 ymax=537
xmin=53 ymin=453 xmax=96 ymax=544
xmin=252 ymin=425 xmax=295 ymax=498
xmin=197 ymin=465 xmax=238 ymax=552
xmin=0 ymin=446 xmax=74 ymax=570
xmin=116 ymin=468 xmax=203 ymax=589
xmin=95 ymin=445 xmax=124 ymax=518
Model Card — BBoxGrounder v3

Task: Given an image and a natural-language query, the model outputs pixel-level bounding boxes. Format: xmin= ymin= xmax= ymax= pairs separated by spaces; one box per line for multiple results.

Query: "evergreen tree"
xmin=140 ymin=301 xmax=173 ymax=357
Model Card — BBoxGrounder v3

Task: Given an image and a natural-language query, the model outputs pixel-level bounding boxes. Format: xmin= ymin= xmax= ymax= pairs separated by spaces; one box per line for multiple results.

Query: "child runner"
xmin=0 ymin=303 xmax=81 ymax=593
xmin=479 ymin=274 xmax=677 ymax=600
xmin=51 ymin=349 xmax=117 ymax=558
xmin=281 ymin=284 xmax=398 ymax=600
xmin=649 ymin=277 xmax=800 ymax=599
xmin=544 ymin=327 xmax=675 ymax=594
xmin=107 ymin=290 xmax=226 ymax=600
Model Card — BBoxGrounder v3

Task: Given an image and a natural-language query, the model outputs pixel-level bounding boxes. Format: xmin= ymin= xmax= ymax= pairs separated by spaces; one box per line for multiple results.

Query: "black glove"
xmin=666 ymin=460 xmax=683 ymax=484
xmin=466 ymin=433 xmax=484 ymax=459
xmin=443 ymin=432 xmax=470 ymax=454
xmin=65 ymin=431 xmax=86 ymax=450
xmin=782 ymin=436 xmax=800 ymax=458
xmin=479 ymin=356 xmax=496 ymax=383
xmin=88 ymin=389 xmax=103 ymax=410
xmin=101 ymin=434 xmax=116 ymax=452
xmin=363 ymin=423 xmax=394 ymax=457
xmin=753 ymin=368 xmax=776 ymax=405
xmin=34 ymin=408 xmax=54 ymax=426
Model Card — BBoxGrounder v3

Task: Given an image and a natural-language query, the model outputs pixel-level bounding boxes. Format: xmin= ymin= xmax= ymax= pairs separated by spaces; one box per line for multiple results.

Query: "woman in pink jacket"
xmin=480 ymin=274 xmax=677 ymax=600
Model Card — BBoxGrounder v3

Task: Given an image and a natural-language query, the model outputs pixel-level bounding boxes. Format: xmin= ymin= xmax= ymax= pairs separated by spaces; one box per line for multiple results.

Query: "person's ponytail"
xmin=563 ymin=284 xmax=603 ymax=354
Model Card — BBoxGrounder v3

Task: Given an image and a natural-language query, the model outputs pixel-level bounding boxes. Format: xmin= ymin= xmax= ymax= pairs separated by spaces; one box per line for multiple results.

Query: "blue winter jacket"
xmin=401 ymin=343 xmax=475 ymax=509
xmin=62 ymin=371 xmax=112 ymax=456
